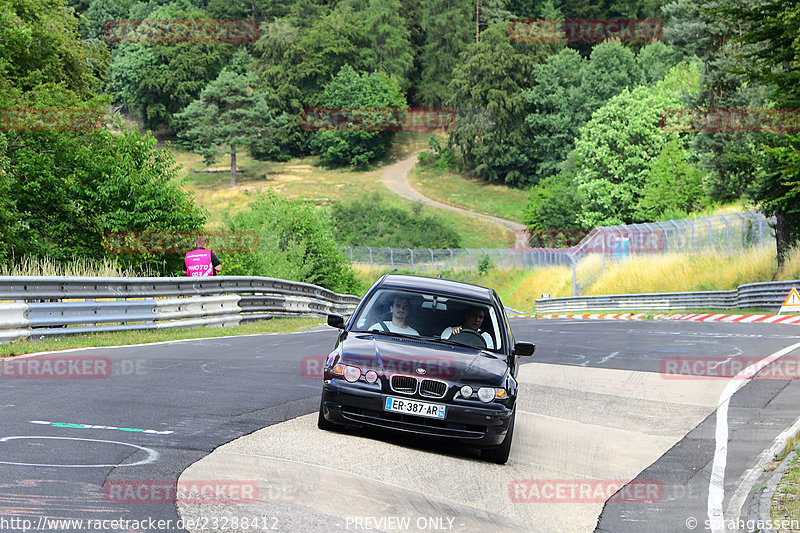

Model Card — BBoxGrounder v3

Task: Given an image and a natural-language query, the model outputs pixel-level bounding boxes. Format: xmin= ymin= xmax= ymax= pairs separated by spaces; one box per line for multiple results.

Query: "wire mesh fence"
xmin=342 ymin=211 xmax=774 ymax=273
xmin=341 ymin=211 xmax=776 ymax=296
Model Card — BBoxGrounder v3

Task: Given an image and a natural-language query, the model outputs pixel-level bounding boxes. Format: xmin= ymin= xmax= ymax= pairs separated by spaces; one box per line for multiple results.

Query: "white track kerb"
xmin=707 ymin=342 xmax=800 ymax=533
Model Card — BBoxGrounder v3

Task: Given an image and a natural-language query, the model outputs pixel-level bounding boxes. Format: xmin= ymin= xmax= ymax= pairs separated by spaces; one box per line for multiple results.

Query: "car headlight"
xmin=365 ymin=370 xmax=379 ymax=384
xmin=460 ymin=385 xmax=473 ymax=398
xmin=477 ymin=387 xmax=495 ymax=403
xmin=343 ymin=365 xmax=361 ymax=383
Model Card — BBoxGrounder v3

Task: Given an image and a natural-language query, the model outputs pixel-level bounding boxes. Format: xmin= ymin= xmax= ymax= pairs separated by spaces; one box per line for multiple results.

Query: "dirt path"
xmin=381 ymin=153 xmax=530 ymax=249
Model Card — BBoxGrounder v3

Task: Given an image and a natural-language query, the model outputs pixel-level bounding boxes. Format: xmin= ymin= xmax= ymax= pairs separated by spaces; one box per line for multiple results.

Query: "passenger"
xmin=369 ymin=296 xmax=419 ymax=335
xmin=441 ymin=306 xmax=494 ymax=348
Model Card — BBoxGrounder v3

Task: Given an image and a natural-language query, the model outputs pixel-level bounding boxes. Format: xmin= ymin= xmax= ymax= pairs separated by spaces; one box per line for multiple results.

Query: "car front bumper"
xmin=321 ymin=379 xmax=514 ymax=446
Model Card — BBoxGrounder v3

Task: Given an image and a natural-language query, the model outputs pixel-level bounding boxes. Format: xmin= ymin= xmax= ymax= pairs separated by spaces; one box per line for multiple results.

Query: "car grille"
xmin=390 ymin=375 xmax=417 ymax=394
xmin=419 ymin=379 xmax=447 ymax=399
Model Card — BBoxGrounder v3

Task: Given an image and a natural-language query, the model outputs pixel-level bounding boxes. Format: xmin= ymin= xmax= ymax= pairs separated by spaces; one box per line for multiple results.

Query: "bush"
xmin=223 ymin=191 xmax=361 ymax=294
xmin=329 ymin=193 xmax=462 ymax=248
xmin=478 ymin=254 xmax=494 ymax=275
xmin=310 ymin=65 xmax=407 ymax=168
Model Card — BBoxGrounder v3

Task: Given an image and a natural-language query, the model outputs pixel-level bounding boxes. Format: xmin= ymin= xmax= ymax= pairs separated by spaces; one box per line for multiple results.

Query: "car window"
xmin=353 ymin=288 xmax=499 ymax=350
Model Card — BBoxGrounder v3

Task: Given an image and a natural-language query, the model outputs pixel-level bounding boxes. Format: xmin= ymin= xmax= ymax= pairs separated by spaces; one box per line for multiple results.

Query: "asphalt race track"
xmin=1 ymin=320 xmax=799 ymax=533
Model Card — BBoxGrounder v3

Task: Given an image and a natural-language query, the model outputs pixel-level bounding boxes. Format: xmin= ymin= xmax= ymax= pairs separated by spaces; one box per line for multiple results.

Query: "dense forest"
xmin=0 ymin=0 xmax=798 ymax=290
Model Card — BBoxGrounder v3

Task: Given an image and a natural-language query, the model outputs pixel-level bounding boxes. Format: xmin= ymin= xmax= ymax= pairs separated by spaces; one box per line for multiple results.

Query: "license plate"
xmin=384 ymin=396 xmax=446 ymax=419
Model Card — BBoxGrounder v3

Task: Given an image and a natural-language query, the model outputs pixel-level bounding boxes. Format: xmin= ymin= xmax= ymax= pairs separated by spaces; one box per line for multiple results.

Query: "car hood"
xmin=339 ymin=334 xmax=508 ymax=384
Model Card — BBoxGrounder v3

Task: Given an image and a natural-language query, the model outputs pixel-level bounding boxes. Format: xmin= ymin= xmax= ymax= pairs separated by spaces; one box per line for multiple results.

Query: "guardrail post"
xmin=447 ymin=248 xmax=453 ymax=269
xmin=369 ymin=247 xmax=373 ymax=267
xmin=390 ymin=248 xmax=394 ymax=269
xmin=429 ymin=248 xmax=434 ymax=269
xmin=408 ymin=248 xmax=414 ymax=272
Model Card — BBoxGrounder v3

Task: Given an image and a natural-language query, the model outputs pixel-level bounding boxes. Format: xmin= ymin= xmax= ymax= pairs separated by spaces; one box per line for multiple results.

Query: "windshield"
xmin=352 ymin=288 xmax=502 ymax=351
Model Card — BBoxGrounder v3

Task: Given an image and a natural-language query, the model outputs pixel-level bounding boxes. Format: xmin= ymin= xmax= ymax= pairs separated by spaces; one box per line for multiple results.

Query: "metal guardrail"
xmin=0 ymin=276 xmax=360 ymax=344
xmin=534 ymin=281 xmax=800 ymax=313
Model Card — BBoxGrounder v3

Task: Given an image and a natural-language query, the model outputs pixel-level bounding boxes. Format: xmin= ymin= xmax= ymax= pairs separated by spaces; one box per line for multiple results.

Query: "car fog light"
xmin=365 ymin=370 xmax=379 ymax=383
xmin=343 ymin=365 xmax=361 ymax=383
xmin=477 ymin=387 xmax=495 ymax=403
xmin=460 ymin=385 xmax=473 ymax=398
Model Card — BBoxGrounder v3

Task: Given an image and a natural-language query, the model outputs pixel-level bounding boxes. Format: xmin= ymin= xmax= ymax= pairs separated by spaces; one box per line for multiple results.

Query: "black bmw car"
xmin=318 ymin=274 xmax=535 ymax=464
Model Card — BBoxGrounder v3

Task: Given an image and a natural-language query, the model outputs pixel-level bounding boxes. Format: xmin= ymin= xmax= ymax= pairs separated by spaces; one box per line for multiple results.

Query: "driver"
xmin=441 ymin=306 xmax=494 ymax=348
xmin=369 ymin=296 xmax=420 ymax=335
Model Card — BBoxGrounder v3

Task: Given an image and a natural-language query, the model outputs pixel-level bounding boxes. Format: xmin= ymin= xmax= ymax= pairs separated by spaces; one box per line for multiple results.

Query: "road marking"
xmin=29 ymin=420 xmax=173 ymax=434
xmin=0 ymin=436 xmax=159 ymax=467
xmin=706 ymin=341 xmax=800 ymax=533
xmin=598 ymin=352 xmax=620 ymax=365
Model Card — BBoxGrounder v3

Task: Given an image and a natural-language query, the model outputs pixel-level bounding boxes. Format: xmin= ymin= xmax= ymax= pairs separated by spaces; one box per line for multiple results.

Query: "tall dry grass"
xmin=351 ymin=246 xmax=781 ymax=312
xmin=584 ymin=247 xmax=776 ymax=294
xmin=777 ymin=243 xmax=800 ymax=281
xmin=0 ymin=256 xmax=154 ymax=277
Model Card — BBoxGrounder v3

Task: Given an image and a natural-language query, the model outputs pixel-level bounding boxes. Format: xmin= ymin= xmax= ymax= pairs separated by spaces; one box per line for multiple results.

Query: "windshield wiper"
xmin=432 ymin=337 xmax=497 ymax=355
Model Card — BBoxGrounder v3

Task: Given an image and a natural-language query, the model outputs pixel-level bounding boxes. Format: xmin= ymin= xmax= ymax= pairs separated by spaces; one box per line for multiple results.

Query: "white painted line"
xmin=0 ymin=436 xmax=159 ymax=467
xmin=706 ymin=341 xmax=800 ymax=533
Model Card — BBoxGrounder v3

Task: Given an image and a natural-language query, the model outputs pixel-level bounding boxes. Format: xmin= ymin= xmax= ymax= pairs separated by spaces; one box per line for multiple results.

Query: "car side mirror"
xmin=513 ymin=342 xmax=535 ymax=356
xmin=327 ymin=314 xmax=346 ymax=329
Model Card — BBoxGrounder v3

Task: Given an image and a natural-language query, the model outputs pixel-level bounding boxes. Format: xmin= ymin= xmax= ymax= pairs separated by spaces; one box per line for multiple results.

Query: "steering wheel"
xmin=448 ymin=329 xmax=486 ymax=348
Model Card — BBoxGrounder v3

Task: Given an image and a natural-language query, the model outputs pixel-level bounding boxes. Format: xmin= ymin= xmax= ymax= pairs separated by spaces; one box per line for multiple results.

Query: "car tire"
xmin=480 ymin=408 xmax=515 ymax=464
xmin=317 ymin=397 xmax=343 ymax=431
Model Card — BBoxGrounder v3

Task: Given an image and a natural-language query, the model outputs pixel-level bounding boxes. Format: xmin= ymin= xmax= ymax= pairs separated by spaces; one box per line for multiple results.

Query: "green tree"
xmin=224 ymin=191 xmax=360 ymax=293
xmin=637 ymin=138 xmax=706 ymax=220
xmin=663 ymin=0 xmax=767 ymax=201
xmin=447 ymin=23 xmax=540 ymax=186
xmin=361 ymin=0 xmax=414 ymax=91
xmin=310 ymin=65 xmax=407 ymax=167
xmin=523 ymin=171 xmax=584 ymax=232
xmin=176 ymin=70 xmax=285 ymax=186
xmin=573 ymin=61 xmax=702 ymax=226
xmin=725 ymin=0 xmax=800 ymax=263
xmin=417 ymin=0 xmax=473 ymax=106
xmin=0 ymin=0 xmax=108 ymax=97
xmin=108 ymin=0 xmax=234 ymax=131
xmin=523 ymin=48 xmax=586 ymax=181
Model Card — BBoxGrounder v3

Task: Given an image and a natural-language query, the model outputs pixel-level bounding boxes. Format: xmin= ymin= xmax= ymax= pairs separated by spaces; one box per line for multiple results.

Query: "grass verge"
xmin=409 ymin=165 xmax=529 ymax=224
xmin=771 ymin=444 xmax=800 ymax=530
xmin=0 ymin=318 xmax=324 ymax=357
